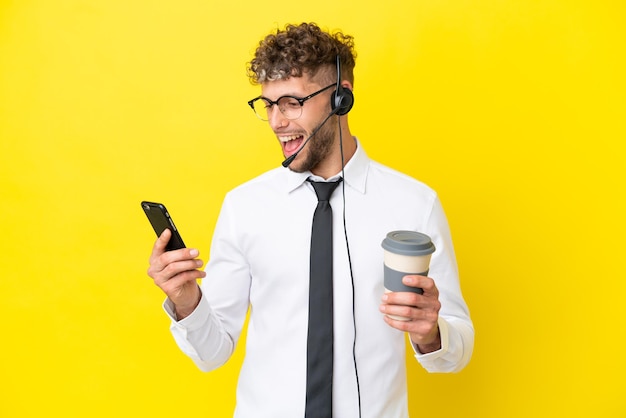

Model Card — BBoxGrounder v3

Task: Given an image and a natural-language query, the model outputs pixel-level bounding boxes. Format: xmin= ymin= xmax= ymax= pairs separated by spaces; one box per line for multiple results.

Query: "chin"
xmin=287 ymin=162 xmax=307 ymax=173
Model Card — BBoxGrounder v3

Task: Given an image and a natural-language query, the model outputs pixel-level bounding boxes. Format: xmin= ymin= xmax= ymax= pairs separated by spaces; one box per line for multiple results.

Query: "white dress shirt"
xmin=163 ymin=139 xmax=474 ymax=417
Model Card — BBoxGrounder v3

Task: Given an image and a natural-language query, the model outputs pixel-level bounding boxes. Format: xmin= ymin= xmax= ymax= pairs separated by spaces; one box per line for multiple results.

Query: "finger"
xmin=383 ymin=313 xmax=439 ymax=342
xmin=402 ymin=275 xmax=438 ymax=296
xmin=152 ymin=257 xmax=204 ymax=285
xmin=158 ymin=228 xmax=174 ymax=249
xmin=383 ymin=292 xmax=441 ymax=314
xmin=380 ymin=303 xmax=439 ymax=327
xmin=381 ymin=289 xmax=441 ymax=318
xmin=159 ymin=267 xmax=206 ymax=292
xmin=382 ymin=291 xmax=422 ymax=307
xmin=158 ymin=247 xmax=200 ymax=266
xmin=380 ymin=302 xmax=415 ymax=321
xmin=149 ymin=229 xmax=172 ymax=262
xmin=150 ymin=235 xmax=200 ymax=271
xmin=161 ymin=257 xmax=204 ymax=278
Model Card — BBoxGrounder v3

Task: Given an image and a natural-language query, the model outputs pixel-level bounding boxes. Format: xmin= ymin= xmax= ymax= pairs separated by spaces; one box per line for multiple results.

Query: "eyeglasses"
xmin=247 ymin=84 xmax=335 ymax=121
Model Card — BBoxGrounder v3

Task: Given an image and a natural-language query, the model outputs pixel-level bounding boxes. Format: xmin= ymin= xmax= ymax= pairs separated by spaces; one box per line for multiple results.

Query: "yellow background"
xmin=1 ymin=1 xmax=624 ymax=417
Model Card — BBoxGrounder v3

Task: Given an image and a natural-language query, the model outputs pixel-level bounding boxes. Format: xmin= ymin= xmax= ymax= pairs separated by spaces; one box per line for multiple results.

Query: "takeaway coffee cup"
xmin=381 ymin=230 xmax=436 ymax=321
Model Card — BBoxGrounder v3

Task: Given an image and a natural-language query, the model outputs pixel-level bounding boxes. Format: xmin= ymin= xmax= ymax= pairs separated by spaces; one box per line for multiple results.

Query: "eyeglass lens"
xmin=253 ymin=97 xmax=302 ymax=121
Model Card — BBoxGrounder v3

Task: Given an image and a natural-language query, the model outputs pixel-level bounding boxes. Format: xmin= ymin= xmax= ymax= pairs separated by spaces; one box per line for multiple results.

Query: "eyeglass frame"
xmin=247 ymin=83 xmax=335 ymax=121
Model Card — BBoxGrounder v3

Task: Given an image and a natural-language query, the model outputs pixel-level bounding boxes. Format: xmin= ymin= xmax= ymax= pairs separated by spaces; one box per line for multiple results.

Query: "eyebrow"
xmin=260 ymin=90 xmax=305 ymax=101
xmin=263 ymin=83 xmax=335 ymax=100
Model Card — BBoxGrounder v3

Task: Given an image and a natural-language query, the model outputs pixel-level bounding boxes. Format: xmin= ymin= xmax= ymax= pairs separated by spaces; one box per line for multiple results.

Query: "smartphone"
xmin=141 ymin=201 xmax=186 ymax=251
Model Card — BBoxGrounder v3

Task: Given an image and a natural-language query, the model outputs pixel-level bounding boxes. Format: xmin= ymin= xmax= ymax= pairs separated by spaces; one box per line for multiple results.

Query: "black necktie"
xmin=305 ymin=178 xmax=342 ymax=418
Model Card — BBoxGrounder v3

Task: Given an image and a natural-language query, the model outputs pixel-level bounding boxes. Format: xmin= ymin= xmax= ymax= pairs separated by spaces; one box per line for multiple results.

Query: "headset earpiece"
xmin=331 ymin=87 xmax=354 ymax=115
xmin=331 ymin=55 xmax=354 ymax=116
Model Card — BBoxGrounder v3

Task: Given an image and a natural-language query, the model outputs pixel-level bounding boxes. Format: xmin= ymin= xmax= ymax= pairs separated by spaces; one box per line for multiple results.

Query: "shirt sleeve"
xmin=162 ymin=292 xmax=235 ymax=372
xmin=412 ymin=194 xmax=475 ymax=372
xmin=163 ymin=193 xmax=251 ymax=372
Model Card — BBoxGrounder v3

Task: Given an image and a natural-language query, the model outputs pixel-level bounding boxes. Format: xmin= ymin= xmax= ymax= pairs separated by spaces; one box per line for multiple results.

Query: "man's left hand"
xmin=380 ymin=275 xmax=442 ymax=353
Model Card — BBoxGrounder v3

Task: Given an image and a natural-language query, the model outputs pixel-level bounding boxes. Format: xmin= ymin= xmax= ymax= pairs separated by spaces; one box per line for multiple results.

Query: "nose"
xmin=268 ymin=106 xmax=289 ymax=129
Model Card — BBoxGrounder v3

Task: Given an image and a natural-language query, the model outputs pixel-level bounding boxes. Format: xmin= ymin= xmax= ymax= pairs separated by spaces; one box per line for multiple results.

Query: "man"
xmin=147 ymin=22 xmax=473 ymax=417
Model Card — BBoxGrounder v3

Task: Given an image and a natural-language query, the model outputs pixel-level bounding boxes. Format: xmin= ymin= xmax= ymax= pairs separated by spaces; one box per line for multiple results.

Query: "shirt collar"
xmin=283 ymin=137 xmax=369 ymax=195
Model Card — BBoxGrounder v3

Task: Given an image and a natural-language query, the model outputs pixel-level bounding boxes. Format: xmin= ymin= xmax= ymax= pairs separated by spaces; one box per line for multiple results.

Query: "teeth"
xmin=278 ymin=135 xmax=301 ymax=143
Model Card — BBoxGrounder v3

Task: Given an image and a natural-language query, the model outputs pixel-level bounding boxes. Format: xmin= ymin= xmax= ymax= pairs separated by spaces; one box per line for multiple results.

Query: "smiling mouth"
xmin=279 ymin=134 xmax=305 ymax=155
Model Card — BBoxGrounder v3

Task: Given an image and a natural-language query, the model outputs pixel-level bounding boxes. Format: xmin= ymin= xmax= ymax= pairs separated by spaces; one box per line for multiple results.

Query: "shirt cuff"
xmin=162 ymin=291 xmax=211 ymax=332
xmin=411 ymin=316 xmax=449 ymax=360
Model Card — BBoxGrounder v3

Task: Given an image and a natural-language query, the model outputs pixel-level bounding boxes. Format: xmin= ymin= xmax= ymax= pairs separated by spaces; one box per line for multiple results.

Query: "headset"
xmin=281 ymin=54 xmax=354 ymax=167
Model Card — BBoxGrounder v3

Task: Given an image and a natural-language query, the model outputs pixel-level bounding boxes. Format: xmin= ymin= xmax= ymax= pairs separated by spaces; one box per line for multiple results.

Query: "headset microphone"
xmin=281 ymin=106 xmax=340 ymax=167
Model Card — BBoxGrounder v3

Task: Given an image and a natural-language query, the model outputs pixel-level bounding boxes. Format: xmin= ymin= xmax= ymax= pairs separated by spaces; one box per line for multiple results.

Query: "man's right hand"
xmin=147 ymin=228 xmax=206 ymax=320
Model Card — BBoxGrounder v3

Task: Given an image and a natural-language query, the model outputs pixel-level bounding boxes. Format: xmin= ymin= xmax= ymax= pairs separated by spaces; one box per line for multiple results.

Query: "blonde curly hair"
xmin=247 ymin=22 xmax=356 ymax=86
